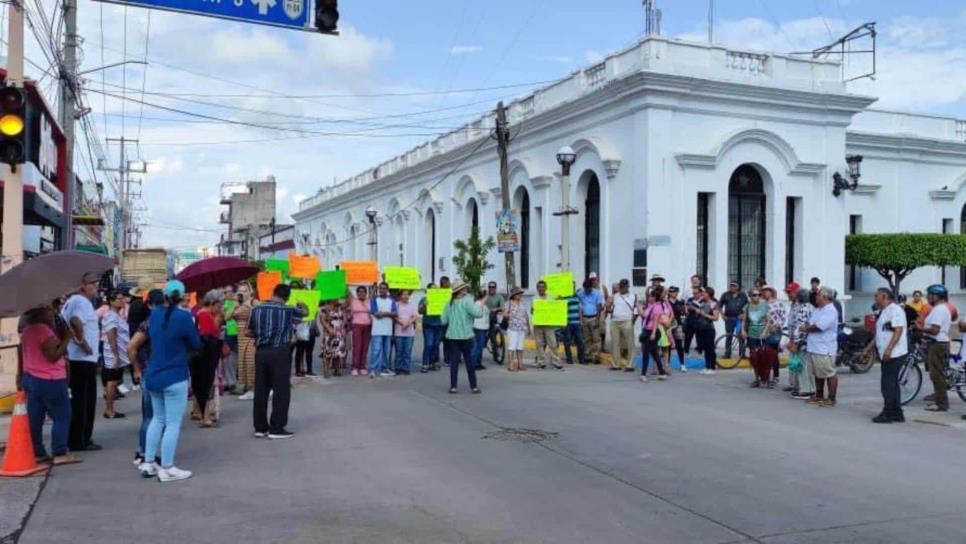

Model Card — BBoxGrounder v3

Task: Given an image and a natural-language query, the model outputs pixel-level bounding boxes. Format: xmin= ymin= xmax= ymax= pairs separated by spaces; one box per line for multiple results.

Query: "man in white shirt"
xmin=863 ymin=288 xmax=907 ymax=423
xmin=606 ymin=279 xmax=637 ymax=372
xmin=62 ymin=274 xmax=103 ymax=451
xmin=922 ymin=284 xmax=952 ymax=412
xmin=802 ymin=287 xmax=839 ymax=407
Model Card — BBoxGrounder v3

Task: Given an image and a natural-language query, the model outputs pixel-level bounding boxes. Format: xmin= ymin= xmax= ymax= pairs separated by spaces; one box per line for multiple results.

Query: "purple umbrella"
xmin=0 ymin=250 xmax=114 ymax=317
xmin=175 ymin=256 xmax=258 ymax=293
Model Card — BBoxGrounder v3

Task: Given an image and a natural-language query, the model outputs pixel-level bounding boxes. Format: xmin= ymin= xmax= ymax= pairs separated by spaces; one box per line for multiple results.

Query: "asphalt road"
xmin=15 ymin=360 xmax=966 ymax=544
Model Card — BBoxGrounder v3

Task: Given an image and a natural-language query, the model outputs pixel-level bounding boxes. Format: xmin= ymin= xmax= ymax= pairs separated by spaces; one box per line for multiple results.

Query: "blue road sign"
xmin=97 ymin=0 xmax=312 ymax=31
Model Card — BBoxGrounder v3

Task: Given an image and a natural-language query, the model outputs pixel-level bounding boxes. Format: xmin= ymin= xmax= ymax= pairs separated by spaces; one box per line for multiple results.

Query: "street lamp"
xmin=365 ymin=206 xmax=378 ymax=261
xmin=554 ymin=146 xmax=578 ymax=271
xmin=832 ymin=154 xmax=863 ymax=197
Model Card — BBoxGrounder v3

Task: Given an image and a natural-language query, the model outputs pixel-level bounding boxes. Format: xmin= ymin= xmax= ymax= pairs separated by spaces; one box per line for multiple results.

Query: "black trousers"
xmin=254 ymin=346 xmax=292 ymax=434
xmin=446 ymin=339 xmax=477 ymax=390
xmin=684 ymin=321 xmax=696 ymax=352
xmin=881 ymin=354 xmax=906 ymax=418
xmin=189 ymin=338 xmax=221 ymax=416
xmin=695 ymin=327 xmax=717 ymax=370
xmin=640 ymin=334 xmax=666 ymax=376
xmin=68 ymin=361 xmax=97 ymax=449
xmin=294 ymin=337 xmax=316 ymax=374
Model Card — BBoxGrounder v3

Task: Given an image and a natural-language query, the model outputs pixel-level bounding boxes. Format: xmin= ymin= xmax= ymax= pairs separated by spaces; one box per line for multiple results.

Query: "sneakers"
xmin=750 ymin=380 xmax=762 ymax=388
xmin=700 ymin=369 xmax=716 ymax=376
xmin=640 ymin=376 xmax=648 ymax=383
xmin=133 ymin=452 xmax=144 ymax=466
xmin=657 ymin=375 xmax=668 ymax=381
xmin=118 ymin=384 xmax=131 ymax=395
xmin=238 ymin=391 xmax=254 ymax=401
xmin=791 ymin=391 xmax=814 ymax=399
xmin=158 ymin=465 xmax=192 ymax=482
xmin=679 ymin=366 xmax=688 ymax=373
xmin=360 ymin=369 xmax=369 ymax=376
xmin=351 ymin=369 xmax=359 ymax=376
xmin=379 ymin=370 xmax=396 ymax=377
xmin=254 ymin=431 xmax=268 ymax=438
xmin=138 ymin=462 xmax=159 ymax=478
xmin=268 ymin=430 xmax=294 ymax=440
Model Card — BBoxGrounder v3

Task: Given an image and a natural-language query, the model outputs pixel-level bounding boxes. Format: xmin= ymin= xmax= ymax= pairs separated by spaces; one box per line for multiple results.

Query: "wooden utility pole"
xmin=495 ymin=102 xmax=515 ymax=291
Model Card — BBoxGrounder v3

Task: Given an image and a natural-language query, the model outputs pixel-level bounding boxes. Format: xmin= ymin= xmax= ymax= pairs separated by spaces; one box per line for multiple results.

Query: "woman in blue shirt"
xmin=139 ymin=280 xmax=201 ymax=482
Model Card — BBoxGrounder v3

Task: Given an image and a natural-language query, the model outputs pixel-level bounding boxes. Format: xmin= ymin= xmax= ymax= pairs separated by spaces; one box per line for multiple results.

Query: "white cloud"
xmin=449 ymin=45 xmax=483 ymax=55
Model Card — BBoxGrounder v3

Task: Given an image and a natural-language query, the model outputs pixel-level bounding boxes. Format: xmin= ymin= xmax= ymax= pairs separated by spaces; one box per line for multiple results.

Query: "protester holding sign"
xmin=441 ymin=282 xmax=484 ymax=394
xmin=418 ymin=282 xmax=444 ymax=373
xmin=532 ymin=281 xmax=564 ymax=370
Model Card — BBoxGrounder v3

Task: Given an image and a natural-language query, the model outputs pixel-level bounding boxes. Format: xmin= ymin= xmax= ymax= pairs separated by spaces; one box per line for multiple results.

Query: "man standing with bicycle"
xmin=484 ymin=281 xmax=507 ymax=365
xmin=922 ymin=284 xmax=952 ymax=412
xmin=862 ymin=288 xmax=907 ymax=423
xmin=720 ymin=281 xmax=748 ymax=360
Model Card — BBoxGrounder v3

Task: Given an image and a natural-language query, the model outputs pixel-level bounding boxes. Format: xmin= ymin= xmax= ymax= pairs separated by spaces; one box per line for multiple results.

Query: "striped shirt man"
xmin=247 ymin=301 xmax=306 ymax=348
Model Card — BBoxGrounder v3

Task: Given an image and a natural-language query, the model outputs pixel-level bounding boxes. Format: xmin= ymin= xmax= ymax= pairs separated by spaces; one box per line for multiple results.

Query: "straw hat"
xmin=510 ymin=286 xmax=525 ymax=297
xmin=451 ymin=282 xmax=470 ymax=295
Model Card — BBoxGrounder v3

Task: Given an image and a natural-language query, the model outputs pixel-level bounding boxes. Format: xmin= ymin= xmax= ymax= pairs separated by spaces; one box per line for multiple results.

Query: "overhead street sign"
xmin=95 ymin=0 xmax=312 ymax=32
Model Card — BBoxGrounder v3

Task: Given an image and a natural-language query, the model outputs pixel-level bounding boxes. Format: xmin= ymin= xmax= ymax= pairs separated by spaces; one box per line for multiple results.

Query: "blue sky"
xmin=22 ymin=0 xmax=963 ymax=248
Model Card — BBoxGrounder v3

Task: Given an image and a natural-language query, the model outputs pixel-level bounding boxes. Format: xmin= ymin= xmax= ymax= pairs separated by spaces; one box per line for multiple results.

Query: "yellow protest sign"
xmin=287 ymin=289 xmax=321 ymax=322
xmin=425 ymin=288 xmax=452 ymax=316
xmin=532 ymin=299 xmax=567 ymax=327
xmin=383 ymin=266 xmax=421 ymax=290
xmin=541 ymin=272 xmax=574 ymax=298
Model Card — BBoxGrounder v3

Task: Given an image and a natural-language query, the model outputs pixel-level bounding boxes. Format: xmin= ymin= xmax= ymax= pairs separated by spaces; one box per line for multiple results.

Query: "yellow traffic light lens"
xmin=0 ymin=114 xmax=23 ymax=136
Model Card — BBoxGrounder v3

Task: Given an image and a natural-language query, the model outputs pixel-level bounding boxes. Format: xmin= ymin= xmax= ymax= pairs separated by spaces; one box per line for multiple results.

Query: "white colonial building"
xmin=293 ymin=36 xmax=966 ymax=316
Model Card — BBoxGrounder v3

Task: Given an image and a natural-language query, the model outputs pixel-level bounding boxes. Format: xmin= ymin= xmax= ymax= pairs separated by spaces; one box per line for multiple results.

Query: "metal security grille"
xmin=696 ymin=192 xmax=710 ymax=285
xmin=584 ymin=175 xmax=601 ymax=277
xmin=520 ymin=191 xmax=530 ymax=288
xmin=728 ymin=166 xmax=765 ymax=289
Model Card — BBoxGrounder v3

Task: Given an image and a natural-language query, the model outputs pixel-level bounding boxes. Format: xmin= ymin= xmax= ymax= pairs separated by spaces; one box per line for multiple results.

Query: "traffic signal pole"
xmin=1 ymin=0 xmax=25 ymax=274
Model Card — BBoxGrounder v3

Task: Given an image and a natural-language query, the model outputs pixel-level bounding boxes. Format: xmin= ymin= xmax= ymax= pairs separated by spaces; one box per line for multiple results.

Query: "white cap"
xmin=589 ymin=272 xmax=598 ymax=279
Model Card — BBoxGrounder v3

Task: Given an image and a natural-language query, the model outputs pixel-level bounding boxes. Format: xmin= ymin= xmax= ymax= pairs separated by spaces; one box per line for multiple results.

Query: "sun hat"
xmin=164 ymin=280 xmax=186 ymax=297
xmin=510 ymin=286 xmax=525 ymax=297
xmin=451 ymin=282 xmax=470 ymax=295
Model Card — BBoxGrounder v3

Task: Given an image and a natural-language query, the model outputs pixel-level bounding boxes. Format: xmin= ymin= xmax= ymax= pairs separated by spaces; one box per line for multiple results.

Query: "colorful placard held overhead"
xmin=541 ymin=272 xmax=575 ymax=298
xmin=532 ymin=299 xmax=567 ymax=327
xmin=425 ymin=288 xmax=452 ymax=316
xmin=256 ymin=271 xmax=282 ymax=301
xmin=383 ymin=266 xmax=421 ymax=290
xmin=224 ymin=299 xmax=238 ymax=336
xmin=339 ymin=261 xmax=380 ymax=285
xmin=316 ymin=270 xmax=348 ymax=302
xmin=264 ymin=258 xmax=290 ymax=281
xmin=288 ymin=254 xmax=321 ymax=280
xmin=287 ymin=289 xmax=321 ymax=322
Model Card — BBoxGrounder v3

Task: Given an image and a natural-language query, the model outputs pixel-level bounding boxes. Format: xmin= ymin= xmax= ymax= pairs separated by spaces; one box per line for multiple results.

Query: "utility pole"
xmin=495 ymin=101 xmax=515 ymax=291
xmin=99 ymin=137 xmax=147 ymax=271
xmin=59 ymin=0 xmax=78 ymax=250
xmin=1 ymin=0 xmax=25 ymax=274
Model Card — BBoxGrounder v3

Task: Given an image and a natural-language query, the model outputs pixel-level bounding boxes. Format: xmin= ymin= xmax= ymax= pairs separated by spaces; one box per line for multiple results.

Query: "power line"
xmin=135 ymin=11 xmax=151 ymax=145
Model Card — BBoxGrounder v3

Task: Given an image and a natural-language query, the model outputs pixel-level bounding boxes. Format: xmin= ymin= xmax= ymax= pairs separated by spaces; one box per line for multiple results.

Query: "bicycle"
xmin=716 ymin=329 xmax=791 ymax=370
xmin=899 ymin=339 xmax=966 ymax=406
xmin=487 ymin=323 xmax=506 ymax=366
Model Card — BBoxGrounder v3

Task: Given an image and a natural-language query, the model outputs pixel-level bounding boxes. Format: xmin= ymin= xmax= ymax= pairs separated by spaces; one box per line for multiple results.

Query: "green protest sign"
xmin=265 ymin=258 xmax=290 ymax=282
xmin=541 ymin=272 xmax=574 ymax=298
xmin=224 ymin=299 xmax=238 ymax=336
xmin=316 ymin=270 xmax=348 ymax=302
xmin=384 ymin=266 xmax=421 ymax=290
xmin=287 ymin=289 xmax=321 ymax=321
xmin=426 ymin=288 xmax=452 ymax=316
xmin=532 ymin=299 xmax=567 ymax=327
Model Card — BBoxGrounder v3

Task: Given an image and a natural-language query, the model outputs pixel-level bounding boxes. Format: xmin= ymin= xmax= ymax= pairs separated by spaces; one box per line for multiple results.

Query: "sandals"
xmin=103 ymin=412 xmax=126 ymax=419
xmin=52 ymin=454 xmax=83 ymax=466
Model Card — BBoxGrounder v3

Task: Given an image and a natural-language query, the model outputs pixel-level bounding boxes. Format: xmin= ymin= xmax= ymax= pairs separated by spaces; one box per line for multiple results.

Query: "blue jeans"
xmin=422 ymin=325 xmax=442 ymax=367
xmin=471 ymin=329 xmax=488 ymax=367
xmin=139 ymin=386 xmax=155 ymax=456
xmin=145 ymin=379 xmax=188 ymax=468
xmin=22 ymin=374 xmax=71 ymax=457
xmin=393 ymin=336 xmax=414 ymax=372
xmin=562 ymin=323 xmax=586 ymax=364
xmin=369 ymin=335 xmax=392 ymax=374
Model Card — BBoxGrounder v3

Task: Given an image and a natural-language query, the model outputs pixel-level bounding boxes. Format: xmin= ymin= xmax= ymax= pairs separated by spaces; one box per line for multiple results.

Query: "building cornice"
xmin=846 ymin=131 xmax=966 ymax=159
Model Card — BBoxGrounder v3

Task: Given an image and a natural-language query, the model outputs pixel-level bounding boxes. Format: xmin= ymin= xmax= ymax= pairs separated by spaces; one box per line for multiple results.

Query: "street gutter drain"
xmin=482 ymin=427 xmax=558 ymax=443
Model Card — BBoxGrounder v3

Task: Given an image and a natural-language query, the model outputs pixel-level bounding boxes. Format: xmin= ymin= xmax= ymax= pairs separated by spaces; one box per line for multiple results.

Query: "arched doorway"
xmin=584 ymin=173 xmax=600 ymax=276
xmin=728 ymin=164 xmax=766 ymax=289
xmin=466 ymin=198 xmax=479 ymax=236
xmin=424 ymin=208 xmax=437 ymax=282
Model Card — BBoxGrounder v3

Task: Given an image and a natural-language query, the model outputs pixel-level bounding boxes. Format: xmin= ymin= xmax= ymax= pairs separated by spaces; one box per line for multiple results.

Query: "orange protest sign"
xmin=257 ymin=271 xmax=283 ymax=301
xmin=339 ymin=261 xmax=380 ymax=285
xmin=187 ymin=292 xmax=198 ymax=308
xmin=288 ymin=254 xmax=321 ymax=280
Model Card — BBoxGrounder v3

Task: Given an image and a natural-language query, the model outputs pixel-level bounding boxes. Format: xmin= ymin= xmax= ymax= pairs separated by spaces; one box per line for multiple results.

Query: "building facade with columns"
xmin=293 ymin=36 xmax=966 ymax=316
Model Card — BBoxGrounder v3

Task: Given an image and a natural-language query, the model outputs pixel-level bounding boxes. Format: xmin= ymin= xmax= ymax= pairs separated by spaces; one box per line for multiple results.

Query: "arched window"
xmin=466 ymin=198 xmax=479 ymax=235
xmin=520 ymin=189 xmax=530 ymax=288
xmin=425 ymin=208 xmax=436 ymax=282
xmin=348 ymin=225 xmax=358 ymax=260
xmin=584 ymin=173 xmax=600 ymax=276
xmin=728 ymin=164 xmax=766 ymax=289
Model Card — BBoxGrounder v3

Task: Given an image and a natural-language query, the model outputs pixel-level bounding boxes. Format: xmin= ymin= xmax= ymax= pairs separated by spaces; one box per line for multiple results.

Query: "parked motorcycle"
xmin=836 ymin=322 xmax=875 ymax=374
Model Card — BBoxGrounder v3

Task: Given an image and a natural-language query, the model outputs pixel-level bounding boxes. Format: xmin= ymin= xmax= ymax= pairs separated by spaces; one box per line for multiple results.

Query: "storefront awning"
xmin=72 ymin=214 xmax=105 ymax=226
xmin=75 ymin=243 xmax=108 ymax=255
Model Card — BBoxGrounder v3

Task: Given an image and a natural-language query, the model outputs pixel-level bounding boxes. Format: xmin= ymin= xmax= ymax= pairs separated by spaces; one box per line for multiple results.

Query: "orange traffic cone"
xmin=0 ymin=391 xmax=48 ymax=477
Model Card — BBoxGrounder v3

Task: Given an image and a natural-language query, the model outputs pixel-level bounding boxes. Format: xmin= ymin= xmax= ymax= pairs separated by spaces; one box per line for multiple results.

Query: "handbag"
xmin=787 ymin=352 xmax=805 ymax=374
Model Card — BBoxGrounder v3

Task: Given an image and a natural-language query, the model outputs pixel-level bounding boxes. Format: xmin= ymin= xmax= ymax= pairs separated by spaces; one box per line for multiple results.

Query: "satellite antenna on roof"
xmin=643 ymin=0 xmax=662 ymax=36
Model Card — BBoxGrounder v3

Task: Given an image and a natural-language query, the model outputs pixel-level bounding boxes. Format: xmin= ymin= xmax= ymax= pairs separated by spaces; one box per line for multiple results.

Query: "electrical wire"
xmin=135 ymin=11 xmax=151 ymax=145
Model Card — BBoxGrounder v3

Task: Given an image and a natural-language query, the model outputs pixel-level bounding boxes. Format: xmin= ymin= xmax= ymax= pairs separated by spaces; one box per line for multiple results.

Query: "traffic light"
xmin=314 ymin=0 xmax=338 ymax=34
xmin=0 ymin=86 xmax=26 ymax=170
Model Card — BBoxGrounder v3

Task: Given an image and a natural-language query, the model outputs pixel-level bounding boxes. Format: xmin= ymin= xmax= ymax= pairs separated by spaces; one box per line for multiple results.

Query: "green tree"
xmin=452 ymin=227 xmax=496 ymax=294
xmin=845 ymin=233 xmax=966 ymax=295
